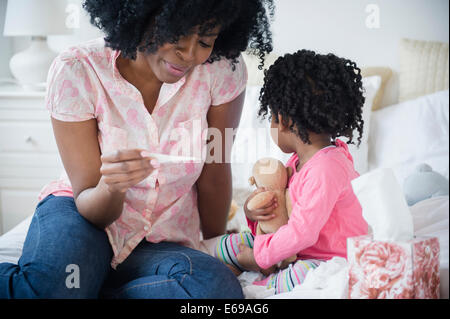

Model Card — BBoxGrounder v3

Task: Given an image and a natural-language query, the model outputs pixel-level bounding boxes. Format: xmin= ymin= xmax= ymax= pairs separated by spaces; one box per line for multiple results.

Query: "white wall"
xmin=270 ymin=0 xmax=449 ymax=107
xmin=5 ymin=0 xmax=103 ymax=56
xmin=1 ymin=0 xmax=448 ymax=105
xmin=0 ymin=0 xmax=102 ymax=78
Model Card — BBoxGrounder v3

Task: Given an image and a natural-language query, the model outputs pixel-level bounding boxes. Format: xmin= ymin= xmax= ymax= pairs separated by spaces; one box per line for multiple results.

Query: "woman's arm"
xmin=196 ymin=91 xmax=246 ymax=239
xmin=51 ymin=118 xmax=123 ymax=228
xmin=51 ymin=118 xmax=158 ymax=229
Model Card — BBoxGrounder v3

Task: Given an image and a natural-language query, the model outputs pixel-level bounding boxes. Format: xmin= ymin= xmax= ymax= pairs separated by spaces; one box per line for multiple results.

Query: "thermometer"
xmin=146 ymin=153 xmax=200 ymax=163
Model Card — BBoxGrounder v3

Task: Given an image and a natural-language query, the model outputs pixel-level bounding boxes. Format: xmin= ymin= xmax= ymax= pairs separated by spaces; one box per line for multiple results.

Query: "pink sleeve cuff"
xmin=253 ymin=233 xmax=275 ymax=269
xmin=246 ymin=217 xmax=258 ymax=236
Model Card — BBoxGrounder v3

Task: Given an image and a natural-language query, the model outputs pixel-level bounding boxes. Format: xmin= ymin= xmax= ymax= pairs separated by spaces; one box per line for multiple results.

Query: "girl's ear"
xmin=277 ymin=114 xmax=290 ymax=132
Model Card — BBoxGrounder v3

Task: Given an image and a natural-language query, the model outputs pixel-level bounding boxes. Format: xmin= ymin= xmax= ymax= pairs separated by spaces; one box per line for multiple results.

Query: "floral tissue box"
xmin=347 ymin=235 xmax=440 ymax=299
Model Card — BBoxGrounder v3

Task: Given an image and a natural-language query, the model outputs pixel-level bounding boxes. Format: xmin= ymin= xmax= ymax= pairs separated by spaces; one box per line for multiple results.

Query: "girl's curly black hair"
xmin=259 ymin=50 xmax=365 ymax=146
xmin=82 ymin=0 xmax=274 ymax=68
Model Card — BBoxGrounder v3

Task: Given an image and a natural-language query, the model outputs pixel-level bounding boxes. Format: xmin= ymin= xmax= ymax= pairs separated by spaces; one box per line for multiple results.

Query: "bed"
xmin=0 ymin=39 xmax=448 ymax=299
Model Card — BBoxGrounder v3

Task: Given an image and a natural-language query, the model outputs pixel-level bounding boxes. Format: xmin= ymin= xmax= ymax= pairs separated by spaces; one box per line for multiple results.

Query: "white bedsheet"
xmin=237 ymin=196 xmax=449 ymax=299
xmin=1 ymin=196 xmax=448 ymax=299
xmin=0 ymin=214 xmax=32 ymax=264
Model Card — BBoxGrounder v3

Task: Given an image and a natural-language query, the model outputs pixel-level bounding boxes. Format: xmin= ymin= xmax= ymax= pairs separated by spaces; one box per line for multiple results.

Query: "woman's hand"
xmin=237 ymin=245 xmax=277 ymax=275
xmin=236 ymin=245 xmax=261 ymax=272
xmin=99 ymin=149 xmax=160 ymax=193
xmin=244 ymin=187 xmax=278 ymax=222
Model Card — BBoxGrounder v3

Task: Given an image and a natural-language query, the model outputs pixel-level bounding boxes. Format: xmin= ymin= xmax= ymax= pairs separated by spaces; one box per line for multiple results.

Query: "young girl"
xmin=214 ymin=49 xmax=369 ymax=294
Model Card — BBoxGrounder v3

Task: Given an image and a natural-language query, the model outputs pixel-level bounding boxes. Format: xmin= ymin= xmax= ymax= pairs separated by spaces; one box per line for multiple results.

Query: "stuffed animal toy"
xmin=247 ymin=157 xmax=297 ymax=268
xmin=228 ymin=200 xmax=239 ymax=221
xmin=403 ymin=163 xmax=449 ymax=206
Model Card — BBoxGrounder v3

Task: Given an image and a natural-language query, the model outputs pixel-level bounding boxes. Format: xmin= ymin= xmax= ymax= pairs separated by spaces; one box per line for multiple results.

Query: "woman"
xmin=0 ymin=0 xmax=274 ymax=298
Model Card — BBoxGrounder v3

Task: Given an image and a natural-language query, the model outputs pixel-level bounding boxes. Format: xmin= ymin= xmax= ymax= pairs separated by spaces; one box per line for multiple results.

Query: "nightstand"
xmin=0 ymin=84 xmax=63 ymax=235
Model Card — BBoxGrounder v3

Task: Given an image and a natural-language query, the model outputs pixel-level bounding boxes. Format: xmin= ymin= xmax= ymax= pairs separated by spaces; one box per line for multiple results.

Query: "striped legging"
xmin=214 ymin=231 xmax=322 ymax=294
xmin=260 ymin=259 xmax=321 ymax=294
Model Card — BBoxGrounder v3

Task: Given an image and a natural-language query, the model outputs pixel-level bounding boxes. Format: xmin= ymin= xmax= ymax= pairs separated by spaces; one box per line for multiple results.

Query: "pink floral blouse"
xmin=38 ymin=38 xmax=248 ymax=269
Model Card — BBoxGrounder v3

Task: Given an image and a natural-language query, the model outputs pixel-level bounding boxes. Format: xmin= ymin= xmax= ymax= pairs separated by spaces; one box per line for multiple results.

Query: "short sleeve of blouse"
xmin=45 ymin=52 xmax=95 ymax=122
xmin=210 ymin=54 xmax=248 ymax=106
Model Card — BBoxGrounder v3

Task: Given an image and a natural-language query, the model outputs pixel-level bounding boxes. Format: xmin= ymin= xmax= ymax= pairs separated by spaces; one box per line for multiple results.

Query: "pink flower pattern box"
xmin=348 ymin=235 xmax=440 ymax=299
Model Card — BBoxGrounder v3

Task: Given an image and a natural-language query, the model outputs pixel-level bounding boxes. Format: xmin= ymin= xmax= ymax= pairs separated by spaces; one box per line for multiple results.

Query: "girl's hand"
xmin=99 ymin=149 xmax=160 ymax=193
xmin=244 ymin=187 xmax=278 ymax=222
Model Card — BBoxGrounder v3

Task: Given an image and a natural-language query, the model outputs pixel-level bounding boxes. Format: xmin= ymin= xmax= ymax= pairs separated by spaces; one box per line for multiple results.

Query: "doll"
xmin=247 ymin=158 xmax=297 ymax=268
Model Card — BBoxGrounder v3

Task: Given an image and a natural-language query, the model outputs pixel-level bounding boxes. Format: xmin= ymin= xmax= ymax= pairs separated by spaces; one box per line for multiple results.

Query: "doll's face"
xmin=252 ymin=158 xmax=288 ymax=189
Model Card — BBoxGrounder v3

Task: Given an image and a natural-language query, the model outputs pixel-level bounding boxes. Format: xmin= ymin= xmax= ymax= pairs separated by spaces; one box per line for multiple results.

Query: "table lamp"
xmin=3 ymin=0 xmax=71 ymax=90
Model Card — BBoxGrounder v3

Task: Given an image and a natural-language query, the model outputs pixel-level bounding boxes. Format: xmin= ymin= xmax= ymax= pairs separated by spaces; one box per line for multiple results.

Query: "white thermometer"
xmin=146 ymin=153 xmax=200 ymax=163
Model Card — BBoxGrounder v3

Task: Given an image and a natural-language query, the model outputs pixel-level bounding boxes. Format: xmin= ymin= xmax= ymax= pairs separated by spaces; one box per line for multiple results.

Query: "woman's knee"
xmin=147 ymin=244 xmax=244 ymax=298
xmin=200 ymin=256 xmax=244 ymax=299
xmin=175 ymin=250 xmax=244 ymax=299
xmin=34 ymin=196 xmax=111 ymax=254
xmin=15 ymin=195 xmax=113 ymax=298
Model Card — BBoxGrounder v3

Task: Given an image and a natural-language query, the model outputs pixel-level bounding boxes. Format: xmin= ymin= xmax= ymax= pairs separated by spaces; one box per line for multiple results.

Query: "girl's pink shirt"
xmin=248 ymin=140 xmax=368 ymax=269
xmin=38 ymin=38 xmax=247 ymax=269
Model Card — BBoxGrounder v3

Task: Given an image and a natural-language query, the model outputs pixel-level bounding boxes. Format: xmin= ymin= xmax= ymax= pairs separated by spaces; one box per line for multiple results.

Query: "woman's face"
xmin=145 ymin=26 xmax=220 ymax=83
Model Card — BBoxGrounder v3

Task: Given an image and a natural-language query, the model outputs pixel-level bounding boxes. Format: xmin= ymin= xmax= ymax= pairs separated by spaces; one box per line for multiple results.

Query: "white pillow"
xmin=368 ymin=90 xmax=450 ymax=187
xmin=342 ymin=76 xmax=382 ymax=174
xmin=231 ymin=86 xmax=291 ymax=191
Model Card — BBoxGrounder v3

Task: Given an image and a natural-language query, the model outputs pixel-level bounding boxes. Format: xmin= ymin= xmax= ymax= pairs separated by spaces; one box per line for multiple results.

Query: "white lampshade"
xmin=4 ymin=0 xmax=71 ymax=36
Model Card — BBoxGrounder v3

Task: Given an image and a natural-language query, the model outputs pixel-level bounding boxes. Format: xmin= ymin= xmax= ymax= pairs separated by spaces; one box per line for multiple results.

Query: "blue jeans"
xmin=0 ymin=195 xmax=244 ymax=299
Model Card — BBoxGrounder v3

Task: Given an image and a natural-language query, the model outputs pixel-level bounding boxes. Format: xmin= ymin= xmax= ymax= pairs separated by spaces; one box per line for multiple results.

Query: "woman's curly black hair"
xmin=82 ymin=0 xmax=274 ymax=68
xmin=259 ymin=50 xmax=365 ymax=146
